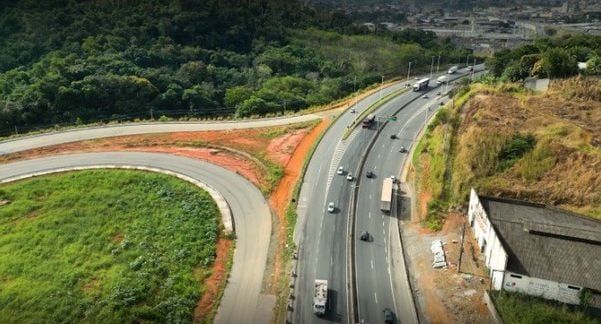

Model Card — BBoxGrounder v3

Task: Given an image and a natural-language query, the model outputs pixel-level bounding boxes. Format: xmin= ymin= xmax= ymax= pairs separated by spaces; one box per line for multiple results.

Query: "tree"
xmin=536 ymin=48 xmax=578 ymax=78
xmin=224 ymin=86 xmax=253 ymax=108
xmin=236 ymin=96 xmax=271 ymax=117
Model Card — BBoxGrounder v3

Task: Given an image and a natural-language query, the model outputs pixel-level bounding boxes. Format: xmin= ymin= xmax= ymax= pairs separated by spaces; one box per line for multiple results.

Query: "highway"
xmin=294 ymin=80 xmax=410 ymax=324
xmin=354 ymin=67 xmax=484 ymax=324
xmin=0 ymin=152 xmax=273 ymax=324
xmin=295 ymin=66 xmax=482 ymax=324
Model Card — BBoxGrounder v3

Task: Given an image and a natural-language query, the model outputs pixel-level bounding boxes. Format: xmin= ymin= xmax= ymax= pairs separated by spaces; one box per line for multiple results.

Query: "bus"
xmin=413 ymin=78 xmax=429 ymax=91
xmin=362 ymin=114 xmax=375 ymax=128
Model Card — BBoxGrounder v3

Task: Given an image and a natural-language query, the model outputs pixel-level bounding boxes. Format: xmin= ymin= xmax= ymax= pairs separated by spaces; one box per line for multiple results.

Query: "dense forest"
xmin=486 ymin=33 xmax=601 ymax=82
xmin=0 ymin=0 xmax=468 ymax=135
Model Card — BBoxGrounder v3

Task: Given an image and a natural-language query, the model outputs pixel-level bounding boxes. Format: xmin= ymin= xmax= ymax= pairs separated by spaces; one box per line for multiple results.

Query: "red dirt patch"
xmin=266 ymin=119 xmax=331 ymax=297
xmin=194 ymin=238 xmax=232 ymax=322
xmin=266 ymin=130 xmax=310 ymax=166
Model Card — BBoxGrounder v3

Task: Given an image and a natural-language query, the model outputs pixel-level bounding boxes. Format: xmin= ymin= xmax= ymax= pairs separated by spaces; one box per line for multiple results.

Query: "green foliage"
xmin=0 ymin=170 xmax=220 ymax=322
xmin=497 ymin=133 xmax=536 ymax=172
xmin=487 ymin=33 xmax=601 ymax=81
xmin=492 ymin=291 xmax=598 ymax=324
xmin=425 ymin=199 xmax=446 ymax=231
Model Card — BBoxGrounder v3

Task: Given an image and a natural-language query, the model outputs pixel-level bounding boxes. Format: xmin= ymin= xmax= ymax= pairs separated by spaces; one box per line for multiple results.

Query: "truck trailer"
xmin=413 ymin=78 xmax=429 ymax=92
xmin=313 ymin=279 xmax=328 ymax=316
xmin=380 ymin=178 xmax=393 ymax=212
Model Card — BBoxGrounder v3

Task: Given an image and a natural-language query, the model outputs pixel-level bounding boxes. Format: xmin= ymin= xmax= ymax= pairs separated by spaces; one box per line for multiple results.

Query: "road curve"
xmin=0 ymin=152 xmax=272 ymax=324
xmin=0 ymin=114 xmax=321 ymax=155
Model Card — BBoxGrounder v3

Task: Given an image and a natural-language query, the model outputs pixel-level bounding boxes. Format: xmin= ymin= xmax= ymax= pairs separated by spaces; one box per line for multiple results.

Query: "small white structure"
xmin=467 ymin=189 xmax=601 ymax=307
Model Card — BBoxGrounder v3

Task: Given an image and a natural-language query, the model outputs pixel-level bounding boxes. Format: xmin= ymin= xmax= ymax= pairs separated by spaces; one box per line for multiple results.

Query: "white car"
xmin=337 ymin=166 xmax=344 ymax=175
xmin=346 ymin=173 xmax=353 ymax=181
xmin=327 ymin=202 xmax=335 ymax=213
xmin=422 ymin=94 xmax=428 ymax=99
xmin=390 ymin=175 xmax=397 ymax=183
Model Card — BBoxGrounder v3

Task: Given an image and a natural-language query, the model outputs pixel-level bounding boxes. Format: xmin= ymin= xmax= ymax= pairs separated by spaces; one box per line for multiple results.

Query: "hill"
xmin=0 ymin=0 xmax=467 ymax=136
xmin=413 ymin=77 xmax=601 ymax=229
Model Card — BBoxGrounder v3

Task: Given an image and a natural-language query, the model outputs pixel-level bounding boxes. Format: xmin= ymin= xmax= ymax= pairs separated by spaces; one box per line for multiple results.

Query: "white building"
xmin=467 ymin=189 xmax=601 ymax=308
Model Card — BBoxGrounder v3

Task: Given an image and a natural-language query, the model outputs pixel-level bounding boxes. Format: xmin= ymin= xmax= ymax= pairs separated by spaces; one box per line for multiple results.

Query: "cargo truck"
xmin=362 ymin=114 xmax=375 ymax=128
xmin=436 ymin=75 xmax=448 ymax=84
xmin=380 ymin=178 xmax=393 ymax=212
xmin=313 ymin=279 xmax=328 ymax=316
xmin=413 ymin=78 xmax=429 ymax=91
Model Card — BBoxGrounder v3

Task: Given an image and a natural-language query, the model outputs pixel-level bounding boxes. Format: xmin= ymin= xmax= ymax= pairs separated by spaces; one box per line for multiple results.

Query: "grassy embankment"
xmin=0 ymin=170 xmax=221 ymax=323
xmin=491 ymin=291 xmax=599 ymax=324
xmin=412 ymin=77 xmax=601 ymax=230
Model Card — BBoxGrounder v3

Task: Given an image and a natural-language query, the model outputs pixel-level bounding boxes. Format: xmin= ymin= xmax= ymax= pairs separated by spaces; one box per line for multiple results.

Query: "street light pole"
xmin=436 ymin=53 xmax=441 ymax=74
xmin=379 ymin=75 xmax=384 ymax=100
xmin=406 ymin=61 xmax=412 ymax=86
xmin=430 ymin=56 xmax=435 ymax=80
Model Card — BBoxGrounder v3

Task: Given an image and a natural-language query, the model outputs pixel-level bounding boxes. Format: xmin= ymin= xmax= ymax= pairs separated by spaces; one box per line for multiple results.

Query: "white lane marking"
xmin=374 ymin=292 xmax=378 ymax=304
xmin=368 ymin=212 xmax=372 ymax=219
xmin=374 ymin=166 xmax=377 ymax=170
xmin=331 ymin=256 xmax=333 ymax=266
xmin=371 ymin=259 xmax=374 ymax=269
xmin=369 ymin=194 xmax=372 ymax=200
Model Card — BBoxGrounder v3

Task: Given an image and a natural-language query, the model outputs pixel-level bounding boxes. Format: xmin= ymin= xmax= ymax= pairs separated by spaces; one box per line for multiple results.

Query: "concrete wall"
xmin=503 ymin=272 xmax=582 ymax=305
xmin=468 ymin=189 xmax=508 ymax=290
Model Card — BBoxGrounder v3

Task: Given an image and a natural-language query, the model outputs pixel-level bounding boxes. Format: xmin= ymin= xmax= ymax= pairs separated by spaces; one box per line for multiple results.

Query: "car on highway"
xmin=327 ymin=202 xmax=335 ymax=213
xmin=422 ymin=94 xmax=428 ymax=99
xmin=383 ymin=308 xmax=394 ymax=324
xmin=337 ymin=166 xmax=344 ymax=175
xmin=366 ymin=171 xmax=374 ymax=178
xmin=399 ymin=146 xmax=407 ymax=153
xmin=360 ymin=231 xmax=370 ymax=241
xmin=346 ymin=173 xmax=353 ymax=181
xmin=390 ymin=175 xmax=396 ymax=183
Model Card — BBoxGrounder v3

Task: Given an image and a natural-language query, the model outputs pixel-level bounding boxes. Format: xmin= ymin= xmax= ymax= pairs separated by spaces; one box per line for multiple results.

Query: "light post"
xmin=379 ymin=75 xmax=384 ymax=101
xmin=406 ymin=61 xmax=412 ymax=86
xmin=429 ymin=56 xmax=435 ymax=80
xmin=436 ymin=53 xmax=441 ymax=74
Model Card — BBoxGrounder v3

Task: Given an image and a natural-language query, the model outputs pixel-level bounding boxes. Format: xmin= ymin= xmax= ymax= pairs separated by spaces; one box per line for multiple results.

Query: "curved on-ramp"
xmin=0 ymin=152 xmax=272 ymax=324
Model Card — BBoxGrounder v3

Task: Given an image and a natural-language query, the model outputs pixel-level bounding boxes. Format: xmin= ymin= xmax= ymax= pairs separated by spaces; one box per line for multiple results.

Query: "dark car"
xmin=383 ymin=308 xmax=394 ymax=324
xmin=399 ymin=146 xmax=407 ymax=153
xmin=366 ymin=171 xmax=375 ymax=178
xmin=360 ymin=231 xmax=370 ymax=241
xmin=390 ymin=134 xmax=397 ymax=139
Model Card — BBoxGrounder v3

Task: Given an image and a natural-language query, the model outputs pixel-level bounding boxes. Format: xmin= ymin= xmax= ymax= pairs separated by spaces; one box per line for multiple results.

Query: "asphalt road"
xmin=294 ymin=81 xmax=409 ymax=324
xmin=355 ymin=67 xmax=484 ymax=324
xmin=294 ymin=66 xmax=483 ymax=324
xmin=0 ymin=114 xmax=321 ymax=155
xmin=0 ymin=152 xmax=272 ymax=324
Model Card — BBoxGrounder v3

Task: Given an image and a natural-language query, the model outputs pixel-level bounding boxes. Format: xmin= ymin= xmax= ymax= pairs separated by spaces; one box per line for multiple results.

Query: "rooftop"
xmin=479 ymin=196 xmax=601 ymax=291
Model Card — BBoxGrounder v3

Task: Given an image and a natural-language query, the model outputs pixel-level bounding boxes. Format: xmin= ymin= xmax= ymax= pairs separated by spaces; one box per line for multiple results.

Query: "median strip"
xmin=342 ymin=86 xmax=410 ymax=140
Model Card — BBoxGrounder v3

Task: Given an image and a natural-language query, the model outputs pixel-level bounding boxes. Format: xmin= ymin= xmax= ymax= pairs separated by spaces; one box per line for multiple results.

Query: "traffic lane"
xmin=0 ymin=152 xmax=272 ymax=324
xmin=294 ymin=82 xmax=408 ymax=323
xmin=313 ymin=125 xmax=374 ymax=322
xmin=355 ymin=93 xmax=436 ymax=323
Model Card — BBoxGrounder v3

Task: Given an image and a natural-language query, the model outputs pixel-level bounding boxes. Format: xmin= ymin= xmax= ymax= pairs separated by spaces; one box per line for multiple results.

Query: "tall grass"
xmin=492 ymin=291 xmax=598 ymax=324
xmin=0 ymin=170 xmax=220 ymax=323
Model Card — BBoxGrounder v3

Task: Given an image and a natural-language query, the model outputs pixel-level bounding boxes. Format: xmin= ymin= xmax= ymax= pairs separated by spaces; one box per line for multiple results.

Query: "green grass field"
xmin=0 ymin=170 xmax=220 ymax=323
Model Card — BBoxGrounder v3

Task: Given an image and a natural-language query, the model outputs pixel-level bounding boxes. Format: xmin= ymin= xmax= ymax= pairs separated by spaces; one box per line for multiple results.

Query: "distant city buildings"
xmin=313 ymin=0 xmax=601 ymax=55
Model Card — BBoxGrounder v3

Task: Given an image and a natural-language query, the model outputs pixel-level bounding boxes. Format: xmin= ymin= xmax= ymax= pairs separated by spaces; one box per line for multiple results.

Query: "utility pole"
xmin=430 ymin=56 xmax=435 ymax=80
xmin=406 ymin=61 xmax=412 ymax=86
xmin=379 ymin=75 xmax=384 ymax=101
xmin=353 ymin=76 xmax=357 ymax=93
xmin=466 ymin=55 xmax=471 ymax=68
xmin=436 ymin=53 xmax=441 ymax=74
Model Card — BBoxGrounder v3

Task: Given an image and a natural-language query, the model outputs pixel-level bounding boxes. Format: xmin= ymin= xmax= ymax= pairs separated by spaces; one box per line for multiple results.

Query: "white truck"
xmin=313 ymin=279 xmax=328 ymax=316
xmin=380 ymin=178 xmax=393 ymax=212
xmin=436 ymin=75 xmax=448 ymax=84
xmin=448 ymin=65 xmax=458 ymax=74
